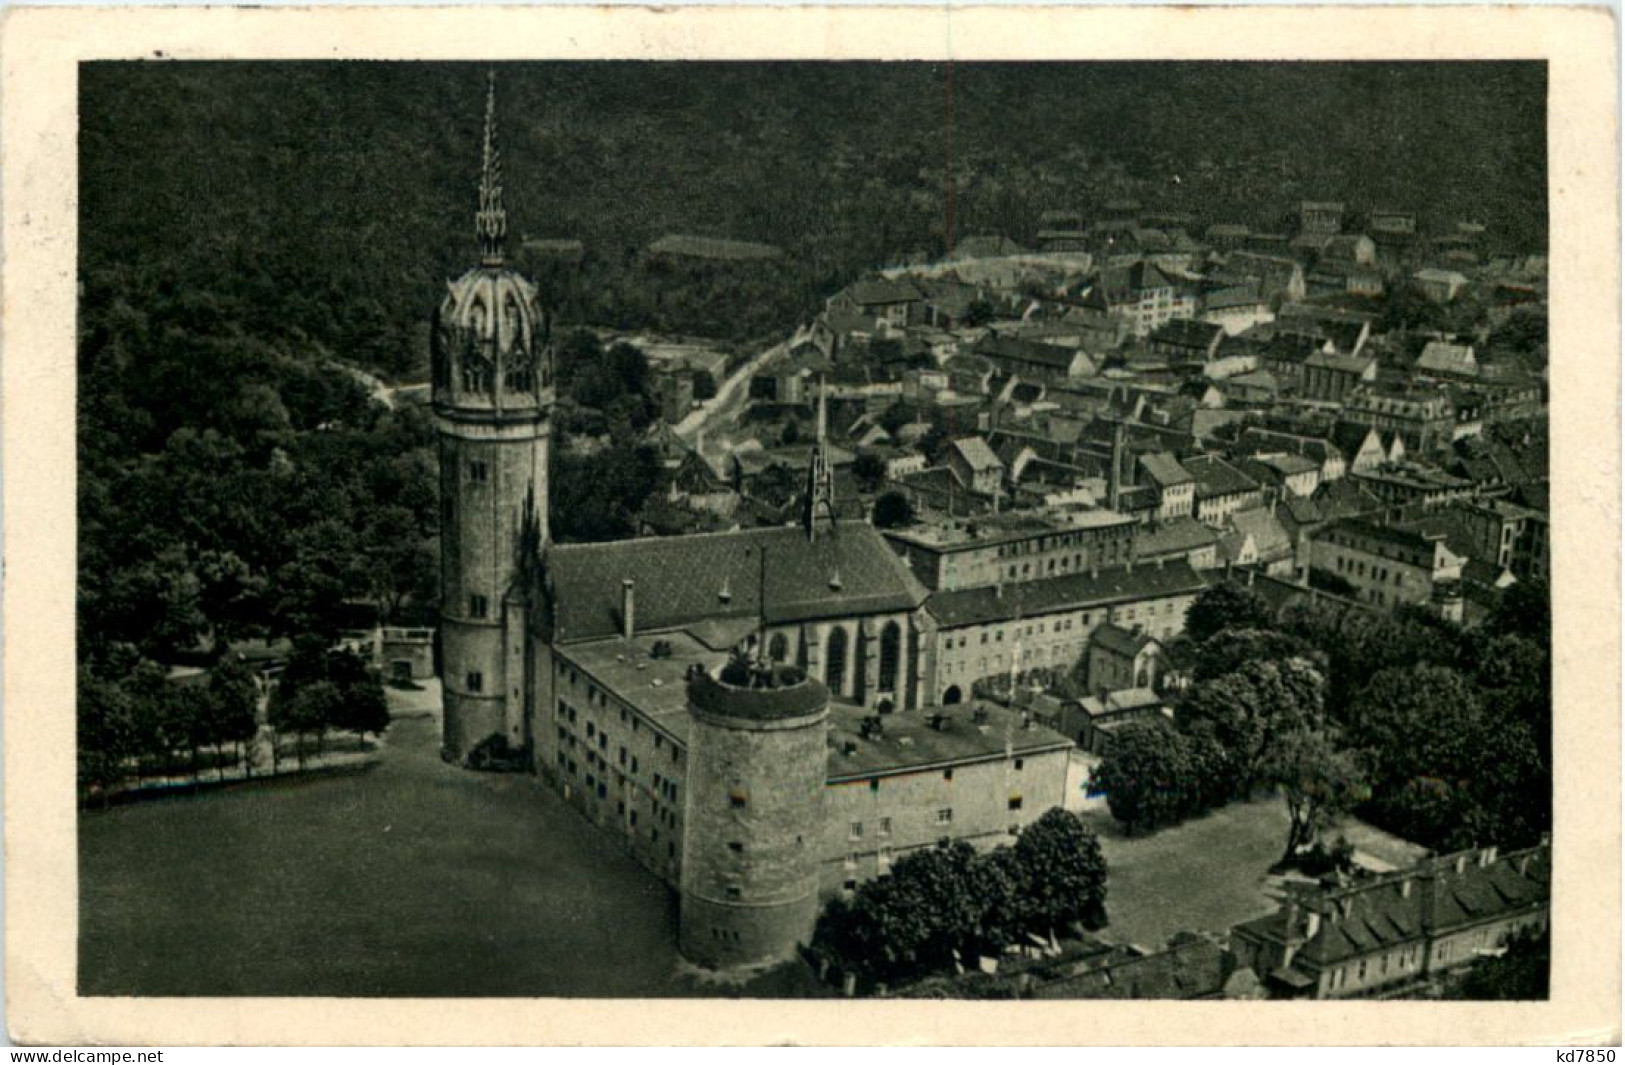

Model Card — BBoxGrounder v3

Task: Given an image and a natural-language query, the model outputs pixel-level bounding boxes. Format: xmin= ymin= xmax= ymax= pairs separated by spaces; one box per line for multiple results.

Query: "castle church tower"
xmin=433 ymin=74 xmax=554 ymax=762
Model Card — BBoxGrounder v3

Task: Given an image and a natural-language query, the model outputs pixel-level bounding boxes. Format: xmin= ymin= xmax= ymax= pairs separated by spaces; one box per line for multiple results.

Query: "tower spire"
xmin=476 ymin=69 xmax=508 ymax=265
xmin=803 ymin=374 xmax=837 ymax=540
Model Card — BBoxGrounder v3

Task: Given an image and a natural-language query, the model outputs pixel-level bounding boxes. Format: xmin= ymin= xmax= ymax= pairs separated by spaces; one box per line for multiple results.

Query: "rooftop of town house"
xmin=824 ymin=700 xmax=1073 ymax=782
xmin=1132 ymin=516 xmax=1221 ymax=558
xmin=1139 ymin=450 xmax=1195 ymax=488
xmin=1351 ymin=463 xmax=1474 ymax=491
xmin=843 ymin=277 xmax=927 ymax=306
xmin=1088 ymin=622 xmax=1163 ymax=659
xmin=1079 ymin=686 xmax=1168 ymax=719
xmin=1181 ymin=453 xmax=1263 ymax=500
xmin=1311 ymin=515 xmax=1456 ymax=554
xmin=882 ymin=508 xmax=1138 ymax=552
xmin=1233 ymin=841 xmax=1551 ymax=973
xmin=1249 ymin=452 xmax=1323 ymax=478
xmin=949 ymin=435 xmax=1004 ymax=472
xmin=924 ymin=560 xmax=1208 ymax=630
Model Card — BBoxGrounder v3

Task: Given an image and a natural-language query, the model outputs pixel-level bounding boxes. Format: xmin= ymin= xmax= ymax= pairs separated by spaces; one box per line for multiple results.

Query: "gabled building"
xmin=1183 ymin=454 xmax=1265 ymax=526
xmin=1413 ymin=267 xmax=1469 ymax=303
xmin=1415 ymin=341 xmax=1479 ymax=379
xmin=1308 ymin=516 xmax=1467 ymax=616
xmin=1302 ymin=351 xmax=1378 ymax=404
xmin=1086 ymin=623 xmax=1167 ymax=692
xmin=826 ymin=276 xmax=926 ymax=328
xmin=946 ymin=436 xmax=1007 ymax=497
xmin=1299 ymin=200 xmax=1346 ymax=235
xmin=921 ymin=560 xmax=1207 ymax=705
xmin=1148 ymin=318 xmax=1226 ymax=364
xmin=1231 ymin=841 xmax=1550 ymax=999
xmin=1138 ymin=451 xmax=1197 ymax=521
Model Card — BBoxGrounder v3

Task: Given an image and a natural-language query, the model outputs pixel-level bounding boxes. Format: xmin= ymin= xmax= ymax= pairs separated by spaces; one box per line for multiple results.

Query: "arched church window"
xmin=824 ymin=627 xmax=848 ymax=695
xmin=768 ymin=633 xmax=789 ymax=663
xmin=878 ymin=621 xmax=902 ymax=693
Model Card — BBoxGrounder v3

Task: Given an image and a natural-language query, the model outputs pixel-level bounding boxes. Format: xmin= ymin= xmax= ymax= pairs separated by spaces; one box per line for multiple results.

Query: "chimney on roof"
xmin=1246 ymin=568 xmax=1256 ymax=588
xmin=621 ymin=579 xmax=636 ymax=640
xmin=1400 ymin=877 xmax=1413 ymax=898
xmin=1480 ymin=846 xmax=1498 ymax=867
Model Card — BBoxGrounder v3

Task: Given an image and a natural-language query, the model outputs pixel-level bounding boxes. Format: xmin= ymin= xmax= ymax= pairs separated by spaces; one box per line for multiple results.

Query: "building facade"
xmin=1231 ymin=842 xmax=1550 ymax=999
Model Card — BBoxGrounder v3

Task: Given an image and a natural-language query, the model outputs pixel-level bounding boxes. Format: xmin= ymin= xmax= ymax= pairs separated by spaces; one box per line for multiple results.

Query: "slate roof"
xmin=925 ymin=561 xmax=1206 ymax=630
xmin=1262 ymin=333 xmax=1326 ymax=365
xmin=1235 ymin=843 xmax=1551 ymax=974
xmin=1150 ymin=318 xmax=1225 ymax=352
xmin=951 ymin=234 xmax=1028 ymax=259
xmin=1237 ymin=428 xmax=1340 ymax=465
xmin=825 ymin=701 xmax=1072 ymax=780
xmin=1090 ymin=622 xmax=1160 ymax=658
xmin=951 ymin=436 xmax=1004 ymax=472
xmin=1250 ymin=453 xmax=1322 ymax=478
xmin=1133 ymin=517 xmax=1221 ymax=560
xmin=1416 ymin=341 xmax=1478 ymax=376
xmin=1030 ymin=934 xmax=1238 ymax=1000
xmin=1312 ymin=478 xmax=1388 ymax=521
xmin=1140 ymin=450 xmax=1195 ymax=488
xmin=978 ymin=334 xmax=1088 ymax=373
xmin=847 ymin=277 xmax=925 ymax=306
xmin=1229 ymin=507 xmax=1294 ymax=560
xmin=1202 ymin=280 xmax=1266 ymax=312
xmin=546 ymin=521 xmax=927 ymax=643
xmin=1182 ymin=454 xmax=1261 ymax=500
xmin=1304 ymin=351 xmax=1375 ymax=376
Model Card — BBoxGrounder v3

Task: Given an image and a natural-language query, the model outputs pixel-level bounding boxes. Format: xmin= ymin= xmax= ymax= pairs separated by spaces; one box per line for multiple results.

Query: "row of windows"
xmin=950 ymin=600 xmax=1183 ymax=652
xmin=994 ymin=528 xmax=1128 ymax=560
xmin=1333 ymin=554 xmax=1414 ymax=585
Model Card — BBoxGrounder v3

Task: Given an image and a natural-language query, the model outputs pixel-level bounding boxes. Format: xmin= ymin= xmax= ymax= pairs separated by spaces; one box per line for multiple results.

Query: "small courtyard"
xmin=1079 ymin=796 xmax=1426 ymax=952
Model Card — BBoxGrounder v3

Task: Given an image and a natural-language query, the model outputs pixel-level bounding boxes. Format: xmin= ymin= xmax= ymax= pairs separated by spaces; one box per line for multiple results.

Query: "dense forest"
xmin=82 ymin=61 xmax=1547 ymax=377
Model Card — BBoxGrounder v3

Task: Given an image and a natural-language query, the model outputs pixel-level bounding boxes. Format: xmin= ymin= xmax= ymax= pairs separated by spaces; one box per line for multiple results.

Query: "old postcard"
xmin=2 ymin=3 xmax=1618 ymax=1047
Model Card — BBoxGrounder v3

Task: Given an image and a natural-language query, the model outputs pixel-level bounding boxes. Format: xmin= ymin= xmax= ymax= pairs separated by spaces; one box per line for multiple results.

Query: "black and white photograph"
xmin=4 ymin=3 xmax=1618 ymax=1047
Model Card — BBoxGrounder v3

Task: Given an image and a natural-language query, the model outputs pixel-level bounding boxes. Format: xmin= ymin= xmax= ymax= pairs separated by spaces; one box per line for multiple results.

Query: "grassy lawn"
xmin=80 ymin=691 xmax=824 ymax=998
xmin=1079 ymin=798 xmax=1292 ymax=951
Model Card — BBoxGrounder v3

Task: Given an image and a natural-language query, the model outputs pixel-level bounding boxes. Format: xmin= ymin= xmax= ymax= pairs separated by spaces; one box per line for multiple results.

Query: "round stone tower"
xmin=433 ymin=74 xmax=554 ymax=762
xmin=679 ymin=661 xmax=830 ymax=969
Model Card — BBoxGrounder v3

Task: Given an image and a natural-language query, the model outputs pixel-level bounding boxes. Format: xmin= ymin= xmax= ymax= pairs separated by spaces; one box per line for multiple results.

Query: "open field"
xmin=79 ymin=695 xmax=821 ymax=998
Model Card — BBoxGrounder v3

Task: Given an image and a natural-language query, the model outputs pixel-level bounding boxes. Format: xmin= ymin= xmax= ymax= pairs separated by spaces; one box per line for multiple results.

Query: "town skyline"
xmin=76 ymin=58 xmax=1553 ymax=1004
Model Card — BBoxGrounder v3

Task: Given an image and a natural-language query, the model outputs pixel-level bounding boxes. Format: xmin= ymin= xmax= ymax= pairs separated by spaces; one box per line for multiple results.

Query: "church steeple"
xmin=475 ymin=70 xmax=508 ymax=265
xmin=803 ymin=375 xmax=837 ymax=539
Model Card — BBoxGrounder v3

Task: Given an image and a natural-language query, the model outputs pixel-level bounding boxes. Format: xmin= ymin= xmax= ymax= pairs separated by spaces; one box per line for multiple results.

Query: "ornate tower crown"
xmin=432 ymin=70 xmax=554 ymax=412
xmin=475 ymin=70 xmax=508 ymax=265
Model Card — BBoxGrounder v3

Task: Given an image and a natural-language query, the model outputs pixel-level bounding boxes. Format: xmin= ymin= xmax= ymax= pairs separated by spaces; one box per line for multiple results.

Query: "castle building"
xmin=432 ymin=80 xmax=1075 ymax=968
